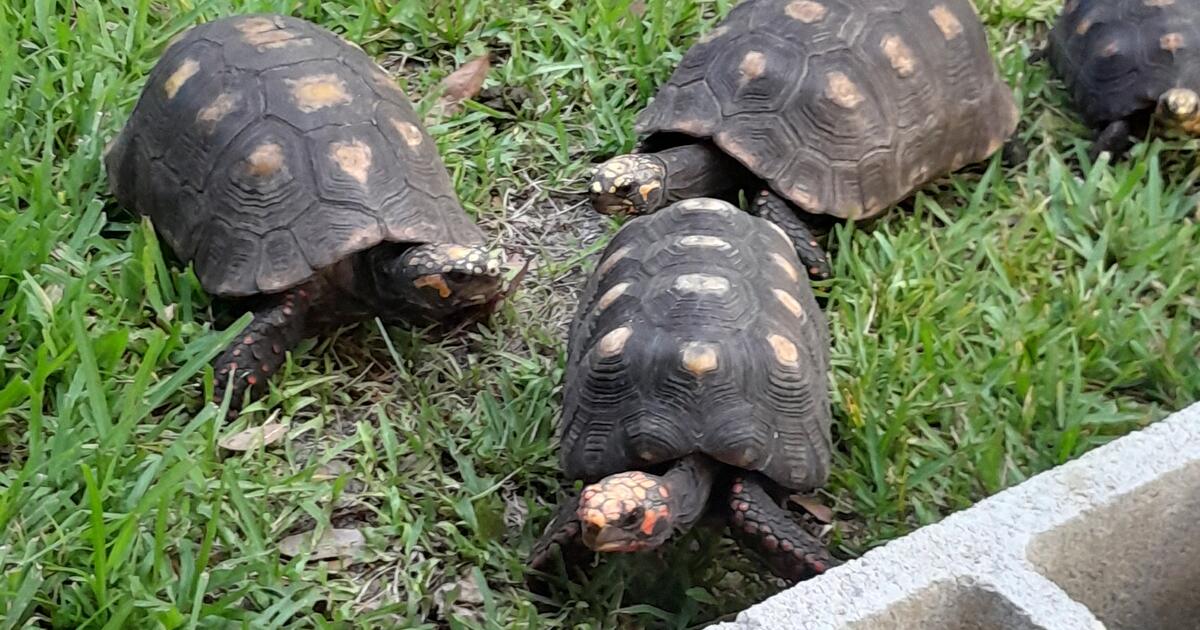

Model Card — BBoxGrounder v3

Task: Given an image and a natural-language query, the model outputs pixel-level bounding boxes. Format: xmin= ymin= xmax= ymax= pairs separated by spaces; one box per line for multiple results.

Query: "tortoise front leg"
xmin=1090 ymin=119 xmax=1134 ymax=161
xmin=212 ymin=286 xmax=312 ymax=417
xmin=725 ymin=473 xmax=838 ymax=583
xmin=751 ymin=189 xmax=832 ymax=281
xmin=528 ymin=493 xmax=590 ymax=573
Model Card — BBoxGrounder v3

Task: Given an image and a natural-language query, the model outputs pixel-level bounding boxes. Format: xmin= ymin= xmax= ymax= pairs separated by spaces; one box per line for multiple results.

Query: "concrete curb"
xmin=713 ymin=401 xmax=1200 ymax=630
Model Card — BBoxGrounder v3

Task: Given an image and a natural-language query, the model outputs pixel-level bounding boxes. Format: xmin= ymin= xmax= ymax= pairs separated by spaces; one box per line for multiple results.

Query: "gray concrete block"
xmin=714 ymin=401 xmax=1200 ymax=629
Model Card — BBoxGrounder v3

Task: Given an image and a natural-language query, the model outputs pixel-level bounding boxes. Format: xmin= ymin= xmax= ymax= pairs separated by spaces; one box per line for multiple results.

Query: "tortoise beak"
xmin=581 ymin=520 xmax=643 ymax=552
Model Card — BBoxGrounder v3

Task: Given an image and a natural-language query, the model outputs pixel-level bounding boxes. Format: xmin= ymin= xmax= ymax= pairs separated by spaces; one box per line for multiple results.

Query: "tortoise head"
xmin=577 ymin=471 xmax=675 ymax=552
xmin=588 ymin=154 xmax=667 ymax=216
xmin=384 ymin=243 xmax=504 ymax=314
xmin=1157 ymin=88 xmax=1200 ymax=134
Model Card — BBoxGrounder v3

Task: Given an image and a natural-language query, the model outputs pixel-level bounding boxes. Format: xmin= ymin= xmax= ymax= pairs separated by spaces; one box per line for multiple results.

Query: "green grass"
xmin=2 ymin=0 xmax=1198 ymax=627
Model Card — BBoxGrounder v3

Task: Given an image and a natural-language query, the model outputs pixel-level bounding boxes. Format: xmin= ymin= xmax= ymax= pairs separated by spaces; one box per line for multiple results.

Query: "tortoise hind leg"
xmin=212 ymin=286 xmax=312 ymax=417
xmin=751 ymin=189 xmax=832 ymax=281
xmin=725 ymin=473 xmax=838 ymax=583
xmin=1089 ymin=119 xmax=1134 ymax=161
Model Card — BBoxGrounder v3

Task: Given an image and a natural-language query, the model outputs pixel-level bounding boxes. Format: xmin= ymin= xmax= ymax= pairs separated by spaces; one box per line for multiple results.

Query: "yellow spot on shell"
xmin=881 ymin=35 xmax=916 ymax=77
xmin=673 ymin=273 xmax=731 ymax=295
xmin=164 ymin=58 xmax=199 ymax=99
xmin=1076 ymin=18 xmax=1093 ymax=35
xmin=679 ymin=235 xmax=731 ymax=249
xmin=771 ymin=253 xmax=799 ymax=282
xmin=681 ymin=342 xmax=719 ymax=377
xmin=287 ymin=74 xmax=352 ymax=113
xmin=597 ymin=327 xmax=633 ymax=357
xmin=197 ymin=92 xmax=239 ymax=127
xmin=598 ymin=245 xmax=633 ymax=275
xmin=929 ymin=5 xmax=963 ymax=39
xmin=330 ymin=139 xmax=372 ymax=184
xmin=1161 ymin=33 xmax=1184 ymax=52
xmin=825 ymin=71 xmax=864 ymax=108
xmin=595 ymin=282 xmax=630 ymax=312
xmin=738 ymin=51 xmax=766 ymax=87
xmin=391 ymin=118 xmax=425 ymax=147
xmin=773 ymin=289 xmax=805 ymax=318
xmin=245 ymin=143 xmax=284 ymax=178
xmin=677 ymin=198 xmax=733 ymax=213
xmin=786 ymin=0 xmax=827 ymax=22
xmin=767 ymin=334 xmax=799 ymax=366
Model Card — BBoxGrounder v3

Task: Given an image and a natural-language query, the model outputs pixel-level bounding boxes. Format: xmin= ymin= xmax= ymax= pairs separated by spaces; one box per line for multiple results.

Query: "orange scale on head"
xmin=658 ymin=486 xmax=670 ymax=498
xmin=583 ymin=508 xmax=606 ymax=527
xmin=639 ymin=507 xmax=661 ymax=535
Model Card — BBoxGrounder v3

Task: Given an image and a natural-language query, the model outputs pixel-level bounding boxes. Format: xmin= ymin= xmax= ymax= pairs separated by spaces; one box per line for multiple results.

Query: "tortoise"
xmin=589 ymin=0 xmax=1020 ymax=281
xmin=530 ymin=197 xmax=837 ymax=582
xmin=1035 ymin=0 xmax=1200 ymax=160
xmin=104 ymin=14 xmax=506 ymax=412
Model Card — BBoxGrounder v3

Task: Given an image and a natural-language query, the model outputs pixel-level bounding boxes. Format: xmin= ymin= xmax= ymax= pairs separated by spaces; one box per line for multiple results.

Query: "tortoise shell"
xmin=559 ymin=198 xmax=832 ymax=492
xmin=635 ymin=0 xmax=1018 ymax=220
xmin=1046 ymin=0 xmax=1200 ymax=129
xmin=104 ymin=14 xmax=484 ymax=297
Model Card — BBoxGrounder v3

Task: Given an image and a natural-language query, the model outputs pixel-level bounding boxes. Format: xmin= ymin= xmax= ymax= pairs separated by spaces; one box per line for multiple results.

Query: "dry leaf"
xmin=278 ymin=527 xmax=365 ymax=560
xmin=313 ymin=459 xmax=353 ymax=481
xmin=789 ymin=494 xmax=835 ymax=524
xmin=218 ymin=421 xmax=287 ymax=451
xmin=434 ymin=572 xmax=485 ymax=622
xmin=629 ymin=0 xmax=646 ymax=17
xmin=434 ymin=53 xmax=491 ymax=115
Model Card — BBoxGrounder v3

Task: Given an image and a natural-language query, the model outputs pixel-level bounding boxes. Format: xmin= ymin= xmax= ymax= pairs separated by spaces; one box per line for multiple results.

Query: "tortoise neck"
xmin=662 ymin=453 xmax=720 ymax=535
xmin=655 ymin=142 xmax=748 ymax=204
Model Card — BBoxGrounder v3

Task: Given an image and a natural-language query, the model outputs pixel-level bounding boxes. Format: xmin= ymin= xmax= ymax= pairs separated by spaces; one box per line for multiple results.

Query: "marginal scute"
xmin=770 ymin=252 xmax=800 ymax=282
xmin=391 ymin=118 xmax=425 ymax=147
xmin=929 ymin=5 xmax=963 ymax=39
xmin=767 ymin=333 xmax=800 ymax=366
xmin=596 ymin=282 xmax=630 ymax=312
xmin=774 ymin=289 xmax=805 ymax=318
xmin=698 ymin=25 xmax=728 ymax=44
xmin=598 ymin=245 xmax=634 ymax=275
xmin=164 ymin=58 xmax=199 ymax=99
xmin=597 ymin=326 xmax=633 ymax=357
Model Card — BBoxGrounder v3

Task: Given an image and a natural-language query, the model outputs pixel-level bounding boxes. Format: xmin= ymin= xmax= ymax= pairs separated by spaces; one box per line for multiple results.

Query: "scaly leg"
xmin=751 ymin=189 xmax=833 ymax=281
xmin=528 ymin=494 xmax=590 ymax=573
xmin=726 ymin=473 xmax=838 ymax=583
xmin=1090 ymin=119 xmax=1134 ymax=161
xmin=212 ymin=287 xmax=312 ymax=417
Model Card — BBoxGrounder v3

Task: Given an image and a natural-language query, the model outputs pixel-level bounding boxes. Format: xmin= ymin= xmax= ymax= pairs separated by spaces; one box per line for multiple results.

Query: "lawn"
xmin=2 ymin=0 xmax=1198 ymax=627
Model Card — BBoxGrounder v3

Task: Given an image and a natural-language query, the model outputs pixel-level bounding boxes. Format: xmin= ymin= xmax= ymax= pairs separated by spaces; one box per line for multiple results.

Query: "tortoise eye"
xmin=622 ymin=506 xmax=645 ymax=527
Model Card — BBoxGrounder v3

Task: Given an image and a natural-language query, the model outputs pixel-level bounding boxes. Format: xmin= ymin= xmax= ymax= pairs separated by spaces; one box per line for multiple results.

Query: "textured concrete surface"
xmin=713 ymin=401 xmax=1200 ymax=630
